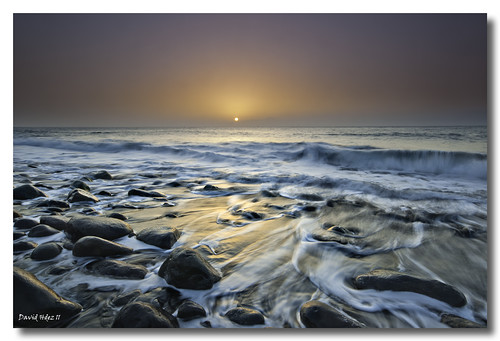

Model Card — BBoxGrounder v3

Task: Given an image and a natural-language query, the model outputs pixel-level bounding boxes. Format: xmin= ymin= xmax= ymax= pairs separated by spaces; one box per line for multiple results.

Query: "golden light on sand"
xmin=234 ymin=117 xmax=239 ymax=122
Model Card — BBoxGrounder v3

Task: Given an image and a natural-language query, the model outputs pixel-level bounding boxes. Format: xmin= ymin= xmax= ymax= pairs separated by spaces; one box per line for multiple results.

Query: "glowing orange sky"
xmin=14 ymin=14 xmax=486 ymax=127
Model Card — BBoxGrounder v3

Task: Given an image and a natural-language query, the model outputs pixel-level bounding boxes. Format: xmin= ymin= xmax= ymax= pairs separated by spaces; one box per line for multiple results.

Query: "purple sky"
xmin=14 ymin=14 xmax=486 ymax=127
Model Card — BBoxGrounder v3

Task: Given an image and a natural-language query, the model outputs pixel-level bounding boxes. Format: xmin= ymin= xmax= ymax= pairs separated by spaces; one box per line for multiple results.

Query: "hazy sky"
xmin=14 ymin=13 xmax=486 ymax=127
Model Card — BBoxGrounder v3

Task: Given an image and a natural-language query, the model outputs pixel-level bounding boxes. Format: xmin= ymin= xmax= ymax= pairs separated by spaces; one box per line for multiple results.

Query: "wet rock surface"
xmin=14 ymin=184 xmax=47 ymax=200
xmin=86 ymin=259 xmax=148 ymax=279
xmin=225 ymin=307 xmax=265 ymax=326
xmin=136 ymin=226 xmax=180 ymax=249
xmin=177 ymin=300 xmax=207 ymax=321
xmin=353 ymin=269 xmax=467 ymax=307
xmin=112 ymin=302 xmax=179 ymax=328
xmin=14 ymin=267 xmax=82 ymax=327
xmin=158 ymin=246 xmax=221 ymax=290
xmin=72 ymin=236 xmax=133 ymax=257
xmin=300 ymin=300 xmax=363 ymax=328
xmin=66 ymin=216 xmax=134 ymax=242
xmin=30 ymin=242 xmax=63 ymax=261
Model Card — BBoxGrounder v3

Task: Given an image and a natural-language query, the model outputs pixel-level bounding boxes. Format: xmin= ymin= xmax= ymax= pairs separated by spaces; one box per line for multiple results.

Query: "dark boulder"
xmin=200 ymin=320 xmax=212 ymax=328
xmin=14 ymin=267 xmax=82 ymax=327
xmin=40 ymin=216 xmax=69 ymax=231
xmin=67 ymin=188 xmax=99 ymax=203
xmin=108 ymin=213 xmax=127 ymax=221
xmin=28 ymin=224 xmax=61 ymax=237
xmin=241 ymin=211 xmax=264 ymax=220
xmin=353 ymin=269 xmax=467 ymax=307
xmin=128 ymin=188 xmax=166 ymax=198
xmin=167 ymin=181 xmax=182 ymax=187
xmin=65 ymin=216 xmax=133 ymax=242
xmin=86 ymin=259 xmax=148 ymax=279
xmin=97 ymin=190 xmax=113 ymax=196
xmin=92 ymin=170 xmax=113 ymax=180
xmin=48 ymin=266 xmax=73 ymax=276
xmin=203 ymin=184 xmax=219 ymax=191
xmin=225 ymin=307 xmax=265 ymax=326
xmin=14 ymin=241 xmax=38 ymax=252
xmin=30 ymin=242 xmax=63 ymax=261
xmin=158 ymin=246 xmax=221 ymax=290
xmin=71 ymin=180 xmax=90 ymax=191
xmin=13 ymin=184 xmax=47 ymax=200
xmin=72 ymin=236 xmax=133 ymax=257
xmin=177 ymin=300 xmax=207 ymax=321
xmin=260 ymin=190 xmax=278 ymax=198
xmin=112 ymin=302 xmax=179 ymax=328
xmin=112 ymin=290 xmax=142 ymax=307
xmin=134 ymin=287 xmax=183 ymax=314
xmin=14 ymin=231 xmax=26 ymax=240
xmin=14 ymin=218 xmax=39 ymax=229
xmin=136 ymin=226 xmax=180 ymax=249
xmin=36 ymin=200 xmax=70 ymax=209
xmin=298 ymin=193 xmax=324 ymax=201
xmin=440 ymin=314 xmax=486 ymax=328
xmin=300 ymin=300 xmax=363 ymax=328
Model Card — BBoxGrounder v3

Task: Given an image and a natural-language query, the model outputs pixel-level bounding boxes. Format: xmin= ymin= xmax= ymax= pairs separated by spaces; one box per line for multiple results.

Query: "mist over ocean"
xmin=13 ymin=126 xmax=487 ymax=327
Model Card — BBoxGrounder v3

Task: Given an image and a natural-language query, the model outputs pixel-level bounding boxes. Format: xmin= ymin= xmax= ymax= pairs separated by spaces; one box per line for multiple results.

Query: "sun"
xmin=234 ymin=117 xmax=239 ymax=122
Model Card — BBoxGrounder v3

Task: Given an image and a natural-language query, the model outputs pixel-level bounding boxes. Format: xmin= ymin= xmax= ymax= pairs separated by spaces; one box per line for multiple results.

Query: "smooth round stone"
xmin=28 ymin=224 xmax=60 ymax=237
xmin=30 ymin=242 xmax=63 ymax=261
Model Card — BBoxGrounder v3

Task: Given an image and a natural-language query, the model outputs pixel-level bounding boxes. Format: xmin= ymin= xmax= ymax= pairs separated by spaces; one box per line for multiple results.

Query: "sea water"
xmin=13 ymin=126 xmax=487 ymax=327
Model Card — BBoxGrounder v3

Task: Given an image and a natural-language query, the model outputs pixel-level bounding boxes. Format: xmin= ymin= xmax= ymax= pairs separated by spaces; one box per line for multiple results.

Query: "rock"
xmin=177 ymin=300 xmax=207 ymax=321
xmin=14 ymin=241 xmax=38 ymax=252
xmin=353 ymin=269 xmax=467 ymax=307
xmin=300 ymin=300 xmax=363 ymax=328
xmin=298 ymin=193 xmax=324 ymax=201
xmin=241 ymin=211 xmax=264 ymax=220
xmin=36 ymin=200 xmax=70 ymax=209
xmin=30 ymin=242 xmax=63 ymax=261
xmin=71 ymin=180 xmax=90 ymax=191
xmin=167 ymin=181 xmax=182 ymax=187
xmin=203 ymin=184 xmax=219 ymax=191
xmin=14 ymin=218 xmax=39 ymax=229
xmin=86 ymin=259 xmax=148 ymax=279
xmin=225 ymin=307 xmax=265 ymax=326
xmin=27 ymin=224 xmax=61 ymax=237
xmin=65 ymin=216 xmax=134 ymax=242
xmin=72 ymin=236 xmax=133 ymax=257
xmin=39 ymin=216 xmax=69 ymax=231
xmin=14 ymin=231 xmax=26 ymax=240
xmin=14 ymin=267 xmax=82 ymax=327
xmin=128 ymin=188 xmax=166 ymax=198
xmin=112 ymin=290 xmax=142 ymax=307
xmin=301 ymin=205 xmax=317 ymax=212
xmin=108 ymin=213 xmax=127 ymax=221
xmin=158 ymin=246 xmax=221 ymax=290
xmin=13 ymin=184 xmax=47 ymax=200
xmin=14 ymin=210 xmax=22 ymax=219
xmin=134 ymin=287 xmax=182 ymax=314
xmin=97 ymin=190 xmax=113 ymax=196
xmin=48 ymin=266 xmax=73 ymax=275
xmin=260 ymin=190 xmax=278 ymax=197
xmin=200 ymin=320 xmax=212 ymax=328
xmin=81 ymin=207 xmax=100 ymax=215
xmin=67 ymin=188 xmax=99 ymax=203
xmin=136 ymin=226 xmax=180 ymax=249
xmin=112 ymin=302 xmax=178 ymax=328
xmin=440 ymin=314 xmax=485 ymax=328
xmin=92 ymin=170 xmax=113 ymax=180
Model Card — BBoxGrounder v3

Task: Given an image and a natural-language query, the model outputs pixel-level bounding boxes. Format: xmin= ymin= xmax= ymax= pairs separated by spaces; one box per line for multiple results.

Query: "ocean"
xmin=13 ymin=126 xmax=487 ymax=328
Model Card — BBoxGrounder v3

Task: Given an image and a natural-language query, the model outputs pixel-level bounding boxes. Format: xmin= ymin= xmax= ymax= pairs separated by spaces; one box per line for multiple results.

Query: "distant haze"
xmin=14 ymin=14 xmax=487 ymax=127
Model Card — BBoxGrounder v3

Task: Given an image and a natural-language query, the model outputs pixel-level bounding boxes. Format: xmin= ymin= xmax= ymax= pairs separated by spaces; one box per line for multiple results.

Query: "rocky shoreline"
xmin=13 ymin=170 xmax=487 ymax=328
